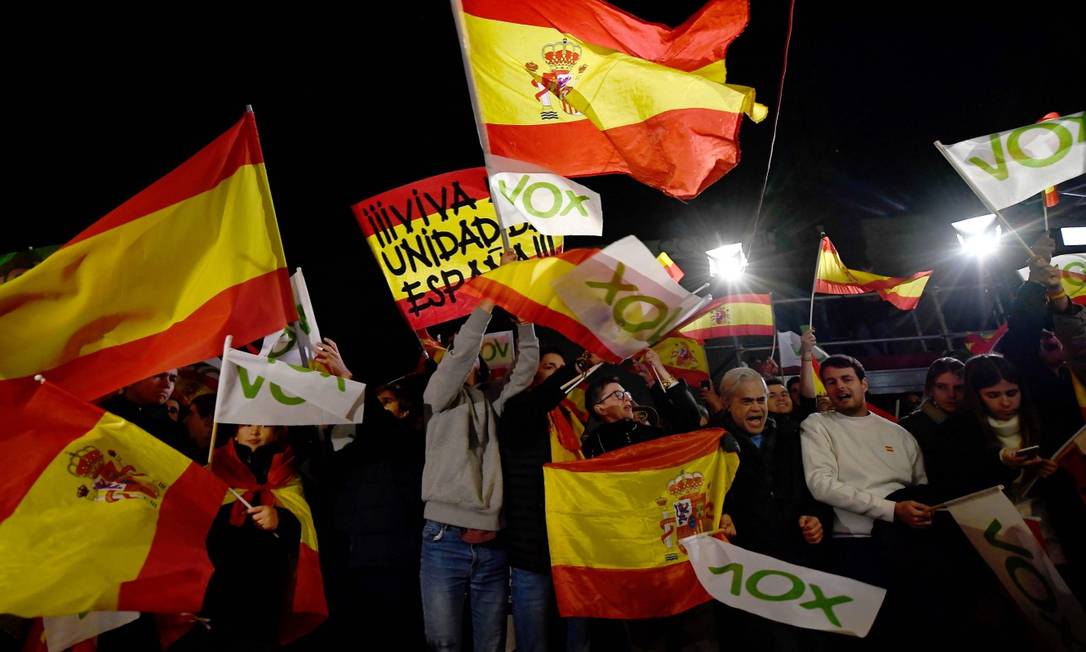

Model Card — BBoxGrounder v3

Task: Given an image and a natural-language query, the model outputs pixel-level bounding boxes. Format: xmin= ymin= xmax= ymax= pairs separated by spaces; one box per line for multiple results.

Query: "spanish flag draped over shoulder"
xmin=815 ymin=236 xmax=931 ymax=311
xmin=0 ymin=112 xmax=297 ymax=403
xmin=0 ymin=380 xmax=228 ymax=616
xmin=212 ymin=442 xmax=327 ymax=643
xmin=457 ymin=0 xmax=767 ymax=199
xmin=544 ymin=428 xmax=739 ymax=619
xmin=678 ymin=293 xmax=773 ymax=341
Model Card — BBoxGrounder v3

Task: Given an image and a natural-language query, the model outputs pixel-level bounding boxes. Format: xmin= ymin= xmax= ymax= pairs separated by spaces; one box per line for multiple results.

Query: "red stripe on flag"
xmin=0 ymin=268 xmax=295 ymax=404
xmin=0 ymin=384 xmax=103 ymax=522
xmin=547 ymin=429 xmax=727 ymax=473
xmin=66 ymin=113 xmax=265 ymax=246
xmin=280 ymin=544 xmax=329 ymax=644
xmin=552 ymin=562 xmax=711 ymax=619
xmin=461 ymin=0 xmax=748 ymax=71
xmin=117 ymin=463 xmax=227 ymax=612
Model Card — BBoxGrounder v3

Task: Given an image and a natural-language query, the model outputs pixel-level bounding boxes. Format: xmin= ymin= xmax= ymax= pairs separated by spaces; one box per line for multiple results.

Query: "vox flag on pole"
xmin=0 ymin=381 xmax=227 ymax=617
xmin=455 ymin=0 xmax=767 ymax=199
xmin=544 ymin=429 xmax=740 ymax=619
xmin=678 ymin=294 xmax=774 ymax=341
xmin=944 ymin=486 xmax=1086 ymax=649
xmin=218 ymin=348 xmax=366 ymax=425
xmin=487 ymin=155 xmax=603 ymax=236
xmin=351 ymin=167 xmax=563 ymax=329
xmin=935 ymin=111 xmax=1084 ymax=211
xmin=683 ymin=535 xmax=886 ymax=637
xmin=815 ymin=236 xmax=931 ymax=311
xmin=0 ymin=112 xmax=297 ymax=403
xmin=1018 ymin=253 xmax=1086 ymax=306
xmin=260 ymin=269 xmax=323 ymax=366
xmin=553 ymin=236 xmax=708 ymax=360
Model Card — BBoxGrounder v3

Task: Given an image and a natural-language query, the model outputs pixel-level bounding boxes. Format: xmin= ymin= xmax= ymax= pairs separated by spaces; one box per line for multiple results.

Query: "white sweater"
xmin=800 ymin=411 xmax=927 ymax=537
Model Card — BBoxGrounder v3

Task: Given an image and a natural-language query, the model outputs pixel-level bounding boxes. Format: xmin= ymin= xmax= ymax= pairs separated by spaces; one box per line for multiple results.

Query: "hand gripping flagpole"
xmin=451 ymin=0 xmax=514 ymax=253
xmin=207 ymin=335 xmax=233 ymax=467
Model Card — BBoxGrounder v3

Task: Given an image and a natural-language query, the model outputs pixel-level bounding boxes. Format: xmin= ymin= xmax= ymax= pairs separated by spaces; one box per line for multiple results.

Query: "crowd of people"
xmin=3 ymin=238 xmax=1084 ymax=652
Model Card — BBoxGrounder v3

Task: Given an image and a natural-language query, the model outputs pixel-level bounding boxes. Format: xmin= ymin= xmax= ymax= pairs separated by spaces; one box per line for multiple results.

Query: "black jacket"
xmin=498 ymin=364 xmax=581 ymax=573
xmin=581 ymin=380 xmax=702 ymax=459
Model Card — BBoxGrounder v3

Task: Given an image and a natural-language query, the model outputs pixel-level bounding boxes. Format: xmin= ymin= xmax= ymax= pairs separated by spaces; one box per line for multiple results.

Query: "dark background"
xmin=5 ymin=2 xmax=1084 ymax=383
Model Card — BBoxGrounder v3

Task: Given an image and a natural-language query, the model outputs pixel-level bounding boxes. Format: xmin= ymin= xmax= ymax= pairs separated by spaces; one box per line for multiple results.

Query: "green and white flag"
xmin=487 ymin=154 xmax=603 ymax=237
xmin=43 ymin=612 xmax=139 ymax=652
xmin=944 ymin=486 xmax=1086 ymax=650
xmin=218 ymin=348 xmax=365 ymax=425
xmin=935 ymin=112 xmax=1084 ymax=211
xmin=259 ymin=268 xmax=322 ymax=366
xmin=683 ymin=535 xmax=886 ymax=638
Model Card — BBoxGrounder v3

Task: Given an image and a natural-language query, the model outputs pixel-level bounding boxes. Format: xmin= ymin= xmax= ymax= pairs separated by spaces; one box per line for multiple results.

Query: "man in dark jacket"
xmin=899 ymin=357 xmax=965 ymax=490
xmin=100 ymin=368 xmax=199 ymax=461
xmin=500 ymin=347 xmax=597 ymax=652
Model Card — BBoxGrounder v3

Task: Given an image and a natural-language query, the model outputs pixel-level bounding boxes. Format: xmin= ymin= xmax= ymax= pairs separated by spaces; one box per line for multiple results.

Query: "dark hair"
xmin=924 ymin=357 xmax=965 ymax=395
xmin=765 ymin=376 xmax=786 ymax=389
xmin=539 ymin=345 xmax=570 ymax=367
xmin=587 ymin=375 xmax=623 ymax=406
xmin=188 ymin=393 xmax=217 ymax=421
xmin=375 ymin=381 xmax=418 ymax=416
xmin=819 ymin=355 xmax=866 ymax=382
xmin=963 ymin=354 xmax=1041 ymax=447
xmin=786 ymin=376 xmax=800 ymax=391
xmin=476 ymin=354 xmax=491 ymax=384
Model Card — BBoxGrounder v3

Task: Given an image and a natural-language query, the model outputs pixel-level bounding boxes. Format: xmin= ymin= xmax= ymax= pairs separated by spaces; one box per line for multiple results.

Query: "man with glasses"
xmin=581 ymin=348 xmax=701 ymax=459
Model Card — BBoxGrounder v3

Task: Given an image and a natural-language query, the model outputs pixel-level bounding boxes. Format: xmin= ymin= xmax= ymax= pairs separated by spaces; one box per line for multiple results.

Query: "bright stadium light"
xmin=707 ymin=243 xmax=748 ymax=281
xmin=952 ymin=214 xmax=1002 ymax=258
xmin=1062 ymin=227 xmax=1086 ymax=246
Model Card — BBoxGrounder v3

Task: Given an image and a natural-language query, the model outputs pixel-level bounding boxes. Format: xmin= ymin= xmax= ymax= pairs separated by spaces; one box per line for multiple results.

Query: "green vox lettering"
xmin=707 ymin=563 xmax=853 ymax=628
xmin=1007 ymin=122 xmax=1074 ymax=168
xmin=499 ymin=175 xmax=590 ymax=219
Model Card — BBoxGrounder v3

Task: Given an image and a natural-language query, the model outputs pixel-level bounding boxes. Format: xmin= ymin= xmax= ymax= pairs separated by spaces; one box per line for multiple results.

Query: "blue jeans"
xmin=511 ymin=567 xmax=590 ymax=652
xmin=420 ymin=520 xmax=508 ymax=651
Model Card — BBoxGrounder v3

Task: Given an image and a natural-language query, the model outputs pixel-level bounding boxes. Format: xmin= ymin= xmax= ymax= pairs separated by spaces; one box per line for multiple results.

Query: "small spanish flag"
xmin=656 ymin=252 xmax=685 ymax=282
xmin=815 ymin=236 xmax=931 ymax=311
xmin=0 ymin=380 xmax=227 ymax=617
xmin=1038 ymin=112 xmax=1062 ymax=207
xmin=0 ymin=112 xmax=297 ymax=403
xmin=679 ymin=294 xmax=774 ymax=341
xmin=544 ymin=428 xmax=739 ymax=619
xmin=652 ymin=336 xmax=710 ymax=388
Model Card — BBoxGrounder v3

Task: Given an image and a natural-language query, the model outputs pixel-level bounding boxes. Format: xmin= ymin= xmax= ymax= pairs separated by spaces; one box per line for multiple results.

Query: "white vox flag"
xmin=43 ymin=612 xmax=139 ymax=652
xmin=487 ymin=154 xmax=603 ymax=237
xmin=1017 ymin=253 xmax=1086 ymax=305
xmin=480 ymin=329 xmax=515 ymax=380
xmin=218 ymin=348 xmax=365 ymax=425
xmin=943 ymin=486 xmax=1086 ymax=650
xmin=935 ymin=112 xmax=1084 ymax=211
xmin=260 ymin=268 xmax=323 ymax=366
xmin=553 ymin=235 xmax=707 ymax=360
xmin=777 ymin=331 xmax=829 ymax=369
xmin=683 ymin=535 xmax=886 ymax=638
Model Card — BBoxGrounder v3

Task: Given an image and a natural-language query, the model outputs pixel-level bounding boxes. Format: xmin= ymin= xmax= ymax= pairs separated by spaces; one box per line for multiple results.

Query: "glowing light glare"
xmin=706 ymin=243 xmax=748 ymax=280
xmin=952 ymin=214 xmax=1001 ymax=258
xmin=1062 ymin=227 xmax=1086 ymax=246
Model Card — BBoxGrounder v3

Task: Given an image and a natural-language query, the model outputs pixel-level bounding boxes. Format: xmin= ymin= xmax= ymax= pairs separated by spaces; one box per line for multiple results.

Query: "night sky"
xmin=6 ymin=2 xmax=1084 ymax=382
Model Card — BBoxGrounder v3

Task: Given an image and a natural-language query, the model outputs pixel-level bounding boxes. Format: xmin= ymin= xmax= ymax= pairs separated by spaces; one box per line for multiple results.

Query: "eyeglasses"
xmin=595 ymin=389 xmax=632 ymax=405
xmin=166 ymin=406 xmax=179 ymax=415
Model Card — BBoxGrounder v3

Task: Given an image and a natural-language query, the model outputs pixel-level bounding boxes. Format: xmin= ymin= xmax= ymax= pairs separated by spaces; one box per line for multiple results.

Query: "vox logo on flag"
xmin=487 ymin=154 xmax=603 ymax=236
xmin=525 ymin=38 xmax=589 ymax=120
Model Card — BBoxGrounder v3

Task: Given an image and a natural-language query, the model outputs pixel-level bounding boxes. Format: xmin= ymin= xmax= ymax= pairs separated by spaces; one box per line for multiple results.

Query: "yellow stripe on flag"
xmin=0 ymin=163 xmax=283 ymax=380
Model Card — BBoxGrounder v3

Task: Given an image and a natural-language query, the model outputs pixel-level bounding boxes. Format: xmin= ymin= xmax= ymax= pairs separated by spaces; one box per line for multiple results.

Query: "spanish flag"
xmin=0 ymin=381 xmax=227 ymax=617
xmin=544 ymin=429 xmax=740 ymax=619
xmin=678 ymin=294 xmax=774 ymax=341
xmin=656 ymin=252 xmax=684 ymax=282
xmin=652 ymin=336 xmax=710 ymax=388
xmin=0 ymin=112 xmax=296 ymax=403
xmin=815 ymin=237 xmax=931 ymax=311
xmin=460 ymin=248 xmax=627 ymax=361
xmin=457 ymin=0 xmax=767 ymax=199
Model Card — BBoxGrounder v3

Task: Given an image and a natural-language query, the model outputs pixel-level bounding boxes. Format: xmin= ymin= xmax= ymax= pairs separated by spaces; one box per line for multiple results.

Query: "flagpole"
xmin=207 ymin=335 xmax=233 ymax=467
xmin=808 ymin=233 xmax=824 ymax=329
xmin=1041 ymin=193 xmax=1049 ymax=232
xmin=451 ymin=0 xmax=514 ymax=253
xmin=934 ymin=141 xmax=1037 ymax=259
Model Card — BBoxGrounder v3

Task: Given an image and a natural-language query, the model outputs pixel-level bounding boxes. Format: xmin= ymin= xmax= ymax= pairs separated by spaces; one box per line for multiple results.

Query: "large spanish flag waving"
xmin=815 ymin=236 xmax=931 ymax=311
xmin=0 ymin=111 xmax=297 ymax=403
xmin=456 ymin=0 xmax=767 ymax=199
xmin=678 ymin=293 xmax=774 ymax=341
xmin=0 ymin=380 xmax=228 ymax=617
xmin=544 ymin=428 xmax=740 ymax=619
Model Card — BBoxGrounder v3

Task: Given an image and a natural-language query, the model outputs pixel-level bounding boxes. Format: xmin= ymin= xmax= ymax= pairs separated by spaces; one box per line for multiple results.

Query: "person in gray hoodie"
xmin=419 ymin=297 xmax=539 ymax=652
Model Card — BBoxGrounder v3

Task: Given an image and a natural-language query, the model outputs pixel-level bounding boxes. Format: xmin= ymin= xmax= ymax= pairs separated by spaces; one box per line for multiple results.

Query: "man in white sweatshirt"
xmin=800 ymin=355 xmax=932 ymax=587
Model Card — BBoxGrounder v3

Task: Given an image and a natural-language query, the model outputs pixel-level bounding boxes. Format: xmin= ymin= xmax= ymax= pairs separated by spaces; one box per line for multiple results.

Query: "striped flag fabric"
xmin=815 ymin=236 xmax=931 ymax=311
xmin=0 ymin=380 xmax=227 ymax=617
xmin=652 ymin=336 xmax=710 ymax=388
xmin=544 ymin=428 xmax=739 ymax=618
xmin=656 ymin=252 xmax=684 ymax=282
xmin=456 ymin=0 xmax=767 ymax=199
xmin=678 ymin=294 xmax=774 ymax=341
xmin=0 ymin=112 xmax=297 ymax=403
